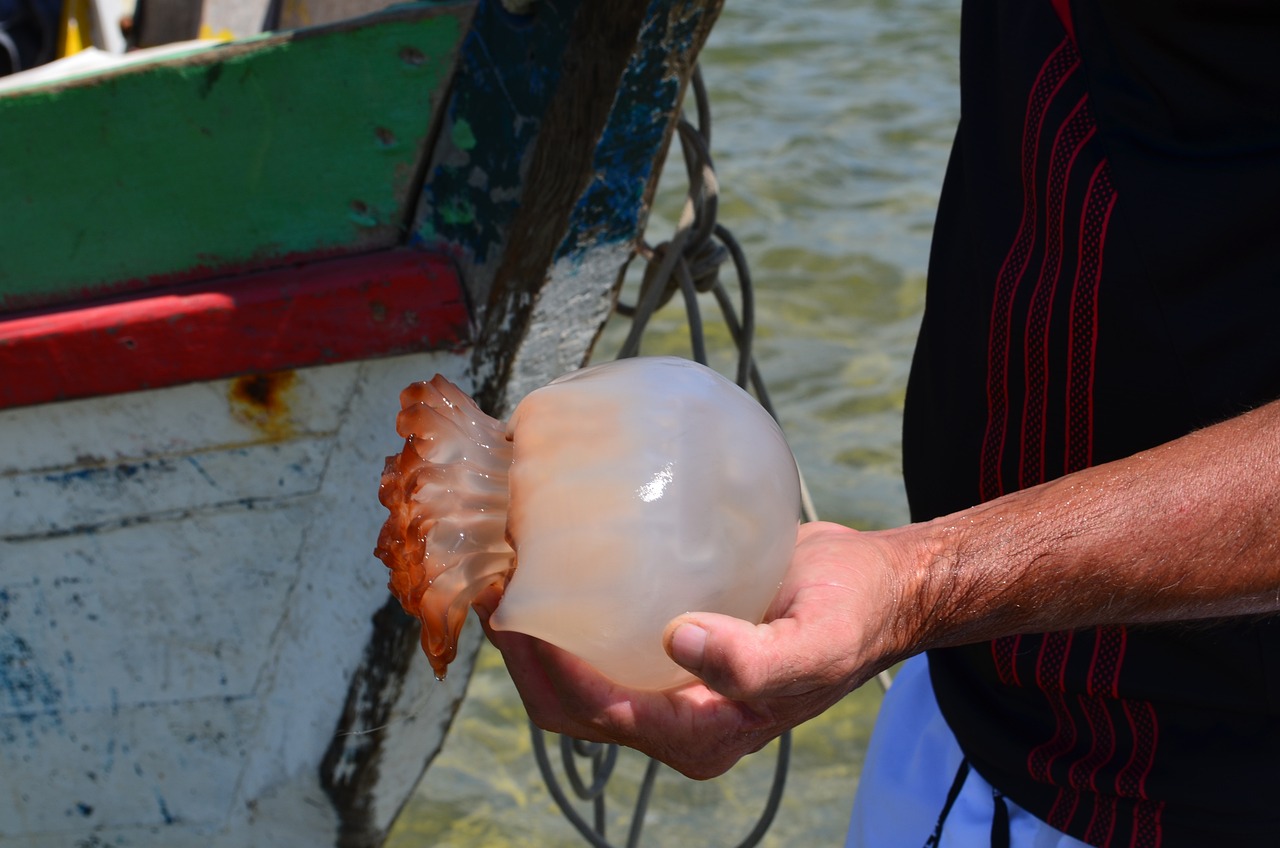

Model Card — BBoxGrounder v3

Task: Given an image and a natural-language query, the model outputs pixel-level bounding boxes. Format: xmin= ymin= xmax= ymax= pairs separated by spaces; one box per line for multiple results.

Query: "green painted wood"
xmin=0 ymin=1 xmax=474 ymax=313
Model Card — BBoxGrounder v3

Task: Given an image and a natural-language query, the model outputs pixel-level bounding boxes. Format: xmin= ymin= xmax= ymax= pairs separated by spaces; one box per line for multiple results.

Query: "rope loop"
xmin=617 ymin=70 xmax=730 ymax=367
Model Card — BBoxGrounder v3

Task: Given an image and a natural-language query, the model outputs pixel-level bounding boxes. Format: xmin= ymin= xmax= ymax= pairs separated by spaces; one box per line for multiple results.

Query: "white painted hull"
xmin=0 ymin=350 xmax=482 ymax=846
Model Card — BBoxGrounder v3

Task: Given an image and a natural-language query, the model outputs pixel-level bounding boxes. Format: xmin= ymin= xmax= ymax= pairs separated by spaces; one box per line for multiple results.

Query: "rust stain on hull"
xmin=229 ymin=371 xmax=298 ymax=441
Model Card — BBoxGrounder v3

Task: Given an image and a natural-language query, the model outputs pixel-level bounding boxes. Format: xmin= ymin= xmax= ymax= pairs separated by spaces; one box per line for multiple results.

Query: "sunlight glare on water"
xmin=388 ymin=0 xmax=961 ymax=844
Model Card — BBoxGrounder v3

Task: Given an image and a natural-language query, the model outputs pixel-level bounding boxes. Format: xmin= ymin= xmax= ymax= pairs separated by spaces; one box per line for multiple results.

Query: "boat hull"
xmin=0 ymin=351 xmax=481 ymax=845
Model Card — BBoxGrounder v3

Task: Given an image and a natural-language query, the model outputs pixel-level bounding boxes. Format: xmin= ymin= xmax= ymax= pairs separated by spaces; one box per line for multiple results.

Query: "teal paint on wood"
xmin=409 ymin=0 xmax=579 ymax=273
xmin=0 ymin=1 xmax=474 ymax=313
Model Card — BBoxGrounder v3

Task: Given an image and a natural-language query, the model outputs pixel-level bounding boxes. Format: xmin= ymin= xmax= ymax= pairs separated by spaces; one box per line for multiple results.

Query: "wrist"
xmin=881 ymin=507 xmax=1031 ymax=656
xmin=858 ymin=520 xmax=953 ymax=667
xmin=881 ymin=519 xmax=959 ymax=656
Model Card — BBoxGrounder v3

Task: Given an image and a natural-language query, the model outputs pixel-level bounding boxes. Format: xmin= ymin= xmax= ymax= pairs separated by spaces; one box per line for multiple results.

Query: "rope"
xmin=532 ymin=715 xmax=792 ymax=848
xmin=531 ymin=62 xmax=888 ymax=847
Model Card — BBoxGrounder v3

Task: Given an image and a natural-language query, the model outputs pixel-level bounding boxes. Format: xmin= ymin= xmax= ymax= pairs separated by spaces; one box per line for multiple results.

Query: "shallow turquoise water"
xmin=389 ymin=1 xmax=961 ymax=844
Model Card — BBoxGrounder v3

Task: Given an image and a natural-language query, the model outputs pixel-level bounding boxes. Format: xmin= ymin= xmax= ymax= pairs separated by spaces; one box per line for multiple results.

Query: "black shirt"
xmin=906 ymin=1 xmax=1280 ymax=844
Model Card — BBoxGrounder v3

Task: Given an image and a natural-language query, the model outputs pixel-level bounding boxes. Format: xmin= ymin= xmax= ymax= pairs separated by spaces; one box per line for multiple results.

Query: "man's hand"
xmin=479 ymin=521 xmax=910 ymax=779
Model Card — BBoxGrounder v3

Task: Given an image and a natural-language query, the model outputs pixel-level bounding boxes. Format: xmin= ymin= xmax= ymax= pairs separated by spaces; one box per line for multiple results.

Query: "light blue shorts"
xmin=846 ymin=654 xmax=1091 ymax=848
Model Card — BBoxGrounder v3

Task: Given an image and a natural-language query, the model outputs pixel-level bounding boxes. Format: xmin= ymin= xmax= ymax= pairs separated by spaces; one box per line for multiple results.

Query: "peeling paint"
xmin=0 ymin=0 xmax=725 ymax=839
xmin=0 ymin=629 xmax=62 ymax=715
xmin=450 ymin=117 xmax=477 ymax=151
xmin=412 ymin=0 xmax=578 ymax=266
xmin=0 ymin=7 xmax=471 ymax=312
xmin=556 ymin=0 xmax=710 ymax=261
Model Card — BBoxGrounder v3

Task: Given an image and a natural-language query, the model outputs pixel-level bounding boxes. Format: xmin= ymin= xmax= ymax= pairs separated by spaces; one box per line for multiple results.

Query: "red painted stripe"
xmin=0 ymin=249 xmax=470 ymax=410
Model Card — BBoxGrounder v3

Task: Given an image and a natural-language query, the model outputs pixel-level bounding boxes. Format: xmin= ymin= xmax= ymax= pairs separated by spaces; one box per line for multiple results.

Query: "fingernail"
xmin=669 ymin=623 xmax=707 ymax=672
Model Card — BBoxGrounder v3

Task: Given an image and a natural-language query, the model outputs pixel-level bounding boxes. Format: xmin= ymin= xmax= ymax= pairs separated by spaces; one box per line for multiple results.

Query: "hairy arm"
xmin=903 ymin=398 xmax=1280 ymax=653
xmin=483 ymin=398 xmax=1280 ymax=778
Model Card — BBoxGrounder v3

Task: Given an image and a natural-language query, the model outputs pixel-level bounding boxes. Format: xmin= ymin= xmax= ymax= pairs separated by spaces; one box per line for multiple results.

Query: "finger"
xmin=664 ymin=611 xmax=848 ymax=703
xmin=482 ymin=623 xmax=610 ymax=741
xmin=549 ymin=677 xmax=766 ymax=780
xmin=663 ymin=613 xmax=787 ymax=701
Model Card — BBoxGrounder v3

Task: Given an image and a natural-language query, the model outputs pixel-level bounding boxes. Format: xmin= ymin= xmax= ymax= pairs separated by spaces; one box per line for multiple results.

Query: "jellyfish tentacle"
xmin=375 ymin=375 xmax=516 ymax=679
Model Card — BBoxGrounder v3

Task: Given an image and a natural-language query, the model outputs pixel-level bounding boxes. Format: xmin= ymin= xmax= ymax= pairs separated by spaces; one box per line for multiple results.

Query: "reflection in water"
xmin=388 ymin=0 xmax=960 ymax=844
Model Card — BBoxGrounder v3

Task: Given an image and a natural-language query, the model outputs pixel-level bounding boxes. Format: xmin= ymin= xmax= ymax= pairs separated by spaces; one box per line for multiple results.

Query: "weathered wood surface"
xmin=319 ymin=4 xmax=723 ymax=844
xmin=415 ymin=0 xmax=724 ymax=415
xmin=0 ymin=1 xmax=472 ymax=312
xmin=0 ymin=351 xmax=480 ymax=846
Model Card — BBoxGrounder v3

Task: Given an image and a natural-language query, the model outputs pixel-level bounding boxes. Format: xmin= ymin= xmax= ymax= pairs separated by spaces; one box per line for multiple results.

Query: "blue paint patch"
xmin=185 ymin=455 xmax=218 ymax=488
xmin=156 ymin=792 xmax=176 ymax=824
xmin=41 ymin=459 xmax=170 ymax=489
xmin=555 ymin=0 xmax=709 ymax=262
xmin=0 ymin=630 xmax=62 ymax=715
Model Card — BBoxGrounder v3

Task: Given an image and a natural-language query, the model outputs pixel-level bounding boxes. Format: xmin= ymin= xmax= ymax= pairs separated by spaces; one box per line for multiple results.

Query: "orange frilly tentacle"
xmin=374 ymin=375 xmax=515 ymax=679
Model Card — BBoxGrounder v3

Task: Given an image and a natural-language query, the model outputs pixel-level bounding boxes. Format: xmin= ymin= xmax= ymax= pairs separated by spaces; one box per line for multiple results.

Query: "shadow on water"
xmin=388 ymin=0 xmax=960 ymax=843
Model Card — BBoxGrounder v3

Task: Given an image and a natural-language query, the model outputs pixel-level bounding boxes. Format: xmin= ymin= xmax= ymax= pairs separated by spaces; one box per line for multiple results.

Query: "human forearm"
xmin=893 ymin=398 xmax=1280 ymax=654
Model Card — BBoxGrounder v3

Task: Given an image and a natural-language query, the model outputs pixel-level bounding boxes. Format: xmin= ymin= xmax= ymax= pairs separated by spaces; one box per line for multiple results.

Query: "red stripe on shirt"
xmin=979 ymin=37 xmax=1081 ymax=503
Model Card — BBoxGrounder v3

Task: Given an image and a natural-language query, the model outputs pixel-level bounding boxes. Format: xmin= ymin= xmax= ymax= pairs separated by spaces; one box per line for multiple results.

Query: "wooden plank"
xmin=314 ymin=6 xmax=720 ymax=842
xmin=411 ymin=0 xmax=723 ymax=415
xmin=1 ymin=438 xmax=327 ymax=537
xmin=0 ymin=248 xmax=470 ymax=409
xmin=0 ymin=353 xmax=349 ymax=473
xmin=0 ymin=2 xmax=731 ymax=842
xmin=273 ymin=0 xmax=398 ymax=30
xmin=499 ymin=0 xmax=724 ymax=406
xmin=0 ymin=350 xmax=479 ymax=843
xmin=410 ymin=0 xmax=577 ymax=289
xmin=132 ymin=0 xmax=206 ymax=46
xmin=0 ymin=1 xmax=474 ymax=313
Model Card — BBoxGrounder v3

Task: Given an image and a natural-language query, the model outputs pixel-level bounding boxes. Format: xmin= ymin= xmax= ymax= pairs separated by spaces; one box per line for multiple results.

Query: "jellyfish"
xmin=374 ymin=356 xmax=801 ymax=691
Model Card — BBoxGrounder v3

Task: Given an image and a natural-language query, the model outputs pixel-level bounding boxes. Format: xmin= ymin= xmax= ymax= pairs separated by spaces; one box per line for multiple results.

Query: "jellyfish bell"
xmin=497 ymin=357 xmax=802 ymax=689
xmin=375 ymin=356 xmax=802 ymax=691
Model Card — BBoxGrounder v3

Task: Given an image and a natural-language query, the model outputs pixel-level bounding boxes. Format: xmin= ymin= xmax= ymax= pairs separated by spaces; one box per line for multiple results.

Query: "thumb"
xmin=664 ymin=612 xmax=794 ymax=701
